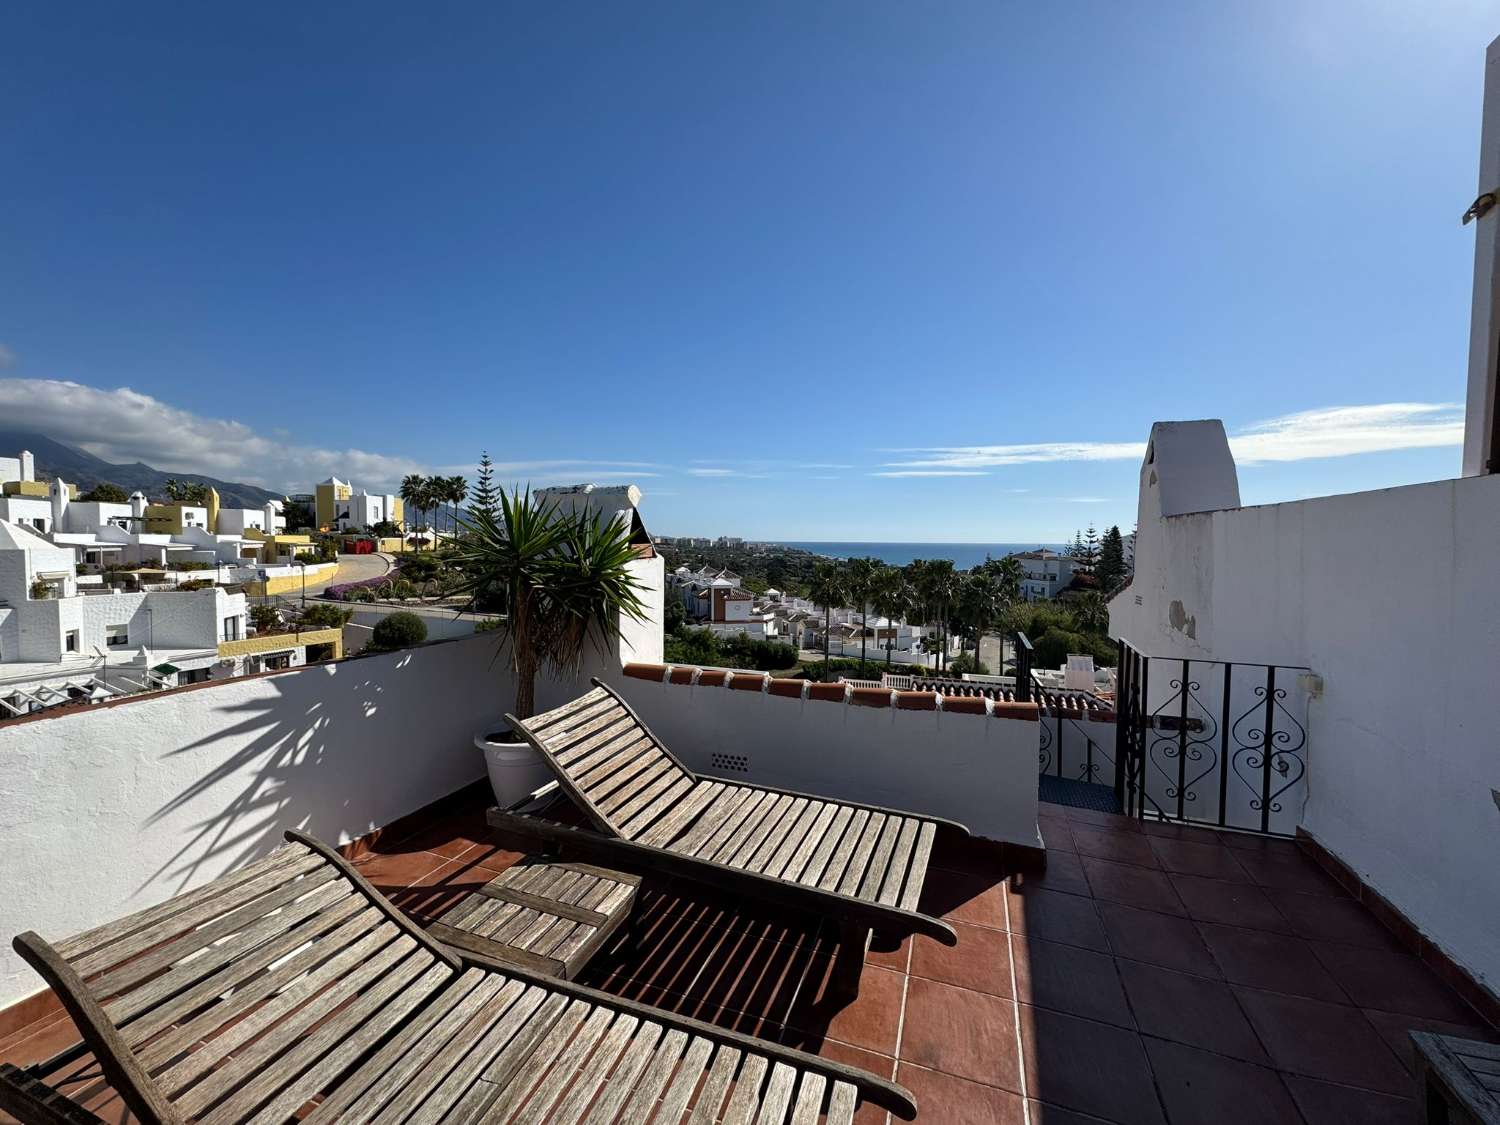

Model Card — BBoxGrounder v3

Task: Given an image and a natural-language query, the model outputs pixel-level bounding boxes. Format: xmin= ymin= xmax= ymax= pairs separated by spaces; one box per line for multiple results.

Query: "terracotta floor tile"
xmin=814 ymin=1039 xmax=897 ymax=1125
xmin=1115 ymin=959 xmax=1267 ymax=1063
xmin=386 ymin=807 xmax=500 ymax=859
xmin=900 ymin=977 xmax=1022 ymax=1091
xmin=1232 ymin=851 xmax=1345 ymax=897
xmin=1013 ymin=849 xmax=1092 ymax=897
xmin=1018 ymin=1004 xmax=1164 ymax=1125
xmin=1147 ymin=837 xmax=1250 ymax=882
xmin=786 ymin=964 xmax=905 ymax=1057
xmin=1308 ymin=943 xmax=1476 ymax=1022
xmin=1097 ymin=903 xmax=1219 ymax=978
xmin=399 ymin=855 xmax=512 ymax=921
xmin=1196 ymin=924 xmax=1347 ymax=1002
xmin=681 ymin=929 xmax=823 ymax=1028
xmin=1281 ymin=1074 xmax=1414 ymax=1125
xmin=895 ymin=1062 xmax=1027 ymax=1125
xmin=1027 ymin=1100 xmax=1125 ymax=1124
xmin=1143 ymin=1037 xmax=1302 ymax=1125
xmin=1037 ymin=818 xmax=1078 ymax=853
xmin=929 ymin=834 xmax=1009 ymax=878
xmin=1169 ymin=875 xmax=1291 ymax=933
xmin=0 ymin=1012 xmax=84 ymax=1069
xmin=1070 ymin=827 xmax=1159 ymax=869
xmin=1080 ymin=857 xmax=1185 ymax=915
xmin=1359 ymin=1008 xmax=1499 ymax=1075
xmin=1234 ymin=988 xmax=1410 ymax=1095
xmin=865 ymin=933 xmax=910 ymax=973
xmin=1012 ymin=937 xmax=1133 ymax=1028
xmin=917 ymin=869 xmax=1008 ymax=931
xmin=1141 ymin=820 xmax=1233 ymax=847
xmin=350 ymin=848 xmax=449 ymax=911
xmin=1218 ymin=832 xmax=1302 ymax=856
xmin=1272 ymin=892 xmax=1402 ymax=950
xmin=1008 ymin=887 xmax=1110 ymax=953
xmin=1065 ymin=808 xmax=1143 ymax=831
xmin=909 ymin=920 xmax=1014 ymax=998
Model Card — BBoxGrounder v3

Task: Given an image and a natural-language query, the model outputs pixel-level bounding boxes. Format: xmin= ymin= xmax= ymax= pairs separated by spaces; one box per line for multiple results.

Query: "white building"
xmin=1011 ymin=549 xmax=1078 ymax=601
xmin=331 ymin=490 xmax=400 ymax=532
xmin=0 ymin=519 xmax=249 ymax=715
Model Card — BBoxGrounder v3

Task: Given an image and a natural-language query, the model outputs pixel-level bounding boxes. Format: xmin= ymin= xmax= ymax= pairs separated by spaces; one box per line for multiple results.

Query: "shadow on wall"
xmin=137 ymin=634 xmax=510 ymax=896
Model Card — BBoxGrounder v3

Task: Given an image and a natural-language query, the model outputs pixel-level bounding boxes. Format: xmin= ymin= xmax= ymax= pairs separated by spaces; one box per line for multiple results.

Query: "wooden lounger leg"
xmin=832 ymin=921 xmax=873 ymax=999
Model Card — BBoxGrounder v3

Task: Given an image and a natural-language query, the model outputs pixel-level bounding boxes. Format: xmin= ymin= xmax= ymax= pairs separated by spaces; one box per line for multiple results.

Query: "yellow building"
xmin=143 ymin=487 xmax=220 ymax=536
xmin=1 ymin=480 xmax=51 ymax=498
xmin=315 ymin=478 xmax=353 ymax=529
xmin=242 ymin=526 xmax=317 ymax=563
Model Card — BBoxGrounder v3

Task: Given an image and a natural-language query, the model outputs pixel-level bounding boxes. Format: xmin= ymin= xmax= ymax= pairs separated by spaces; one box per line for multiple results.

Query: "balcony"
xmin=0 ymin=632 xmax=1493 ymax=1123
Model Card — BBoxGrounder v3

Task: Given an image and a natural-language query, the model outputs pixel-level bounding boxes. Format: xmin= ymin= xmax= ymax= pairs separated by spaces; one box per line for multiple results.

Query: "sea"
xmin=776 ymin=542 xmax=1068 ymax=569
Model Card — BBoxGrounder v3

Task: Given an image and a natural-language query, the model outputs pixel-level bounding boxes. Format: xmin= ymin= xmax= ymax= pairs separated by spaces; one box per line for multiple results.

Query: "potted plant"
xmin=454 ymin=486 xmax=646 ymax=807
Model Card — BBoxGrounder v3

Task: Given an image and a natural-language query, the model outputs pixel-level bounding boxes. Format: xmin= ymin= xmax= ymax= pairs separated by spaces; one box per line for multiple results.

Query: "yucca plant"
xmin=453 ymin=487 xmax=646 ymax=720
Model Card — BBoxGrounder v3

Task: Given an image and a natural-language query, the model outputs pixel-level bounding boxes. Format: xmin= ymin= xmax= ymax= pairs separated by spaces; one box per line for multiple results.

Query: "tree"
xmin=1097 ymin=525 xmax=1127 ymax=592
xmin=844 ymin=557 xmax=880 ymax=671
xmin=299 ymin=603 xmax=353 ymax=629
xmin=399 ymin=475 xmax=424 ymax=544
xmin=807 ymin=561 xmax=848 ymax=679
xmin=1079 ymin=524 xmax=1100 ymax=577
xmin=871 ymin=566 xmax=914 ymax=668
xmin=164 ymin=479 xmax=210 ymax=505
xmin=471 ymin=451 xmax=500 ymax=520
xmin=79 ymin=482 xmax=128 ymax=503
xmin=446 ymin=475 xmax=468 ymax=538
xmin=283 ymin=498 xmax=316 ymax=531
xmin=1075 ymin=590 xmax=1109 ymax=633
xmin=918 ymin=560 xmax=959 ymax=673
xmin=453 ymin=487 xmax=647 ymax=720
xmin=371 ymin=611 xmax=427 ymax=651
xmin=958 ymin=572 xmax=1005 ymax=661
xmin=249 ymin=604 xmax=281 ymax=633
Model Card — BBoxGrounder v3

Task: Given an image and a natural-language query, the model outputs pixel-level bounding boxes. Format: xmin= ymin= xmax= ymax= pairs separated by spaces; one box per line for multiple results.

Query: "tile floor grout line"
xmin=1001 ymin=877 xmax=1033 ymax=1125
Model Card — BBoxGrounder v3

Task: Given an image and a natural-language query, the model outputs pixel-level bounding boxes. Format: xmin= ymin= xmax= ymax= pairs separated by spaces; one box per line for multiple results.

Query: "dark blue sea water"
xmin=777 ymin=541 xmax=1067 ymax=569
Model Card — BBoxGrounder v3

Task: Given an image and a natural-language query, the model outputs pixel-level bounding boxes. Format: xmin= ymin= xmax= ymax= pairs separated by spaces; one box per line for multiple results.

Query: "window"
xmin=223 ymin=616 xmax=241 ymax=641
xmin=105 ymin=624 xmax=129 ymax=647
xmin=65 ymin=630 xmax=79 ymax=653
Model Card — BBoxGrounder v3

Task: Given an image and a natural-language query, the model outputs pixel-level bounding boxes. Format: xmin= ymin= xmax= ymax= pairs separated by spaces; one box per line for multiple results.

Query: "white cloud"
xmin=871 ymin=469 xmax=991 ymax=478
xmin=687 ymin=468 xmax=739 ymax=477
xmin=881 ymin=402 xmax=1464 ymax=471
xmin=0 ymin=378 xmax=651 ymax=493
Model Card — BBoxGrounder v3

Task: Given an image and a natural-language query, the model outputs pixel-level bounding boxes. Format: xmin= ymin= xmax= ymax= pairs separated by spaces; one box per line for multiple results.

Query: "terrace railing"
xmin=1114 ymin=640 xmax=1312 ymax=837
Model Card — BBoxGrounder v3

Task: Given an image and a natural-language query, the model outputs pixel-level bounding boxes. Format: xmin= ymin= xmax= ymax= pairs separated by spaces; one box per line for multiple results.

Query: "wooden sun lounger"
xmin=1 ymin=831 xmax=917 ymax=1124
xmin=488 ymin=680 xmax=967 ymax=987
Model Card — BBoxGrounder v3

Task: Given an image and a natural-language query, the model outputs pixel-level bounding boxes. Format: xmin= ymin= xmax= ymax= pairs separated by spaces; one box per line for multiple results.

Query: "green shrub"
xmin=300 ymin=603 xmax=353 ymax=629
xmin=948 ymin=654 xmax=991 ymax=676
xmin=1032 ymin=626 xmax=1116 ymax=669
xmin=371 ymin=611 xmax=427 ymax=651
xmin=662 ymin=627 xmax=797 ymax=672
xmin=398 ymin=553 xmax=443 ymax=583
xmin=797 ymin=657 xmax=927 ymax=683
xmin=249 ymin=604 xmax=281 ymax=633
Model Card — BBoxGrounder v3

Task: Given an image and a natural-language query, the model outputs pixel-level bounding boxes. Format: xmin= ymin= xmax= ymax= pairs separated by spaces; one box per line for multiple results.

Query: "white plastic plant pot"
xmin=476 ymin=726 xmax=554 ymax=808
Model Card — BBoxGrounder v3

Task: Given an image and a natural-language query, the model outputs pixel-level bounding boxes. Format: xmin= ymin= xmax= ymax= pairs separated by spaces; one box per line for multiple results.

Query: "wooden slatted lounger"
xmin=487 ymin=679 xmax=969 ymax=992
xmin=0 ymin=831 xmax=918 ymax=1124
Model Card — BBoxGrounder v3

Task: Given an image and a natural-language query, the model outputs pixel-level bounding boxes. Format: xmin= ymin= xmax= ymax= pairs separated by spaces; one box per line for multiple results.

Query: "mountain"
xmin=0 ymin=431 xmax=285 ymax=509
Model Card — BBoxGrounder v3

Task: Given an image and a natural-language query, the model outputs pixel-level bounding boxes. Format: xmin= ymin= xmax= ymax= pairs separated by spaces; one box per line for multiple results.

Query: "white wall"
xmin=610 ymin=673 xmax=1040 ymax=847
xmin=0 ymin=632 xmax=512 ymax=1008
xmin=1112 ymin=424 xmax=1500 ymax=994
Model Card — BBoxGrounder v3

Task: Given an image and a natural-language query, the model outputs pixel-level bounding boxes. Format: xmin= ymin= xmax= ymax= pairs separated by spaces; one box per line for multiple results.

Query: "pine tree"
xmin=1081 ymin=524 xmax=1100 ymax=576
xmin=1098 ymin=525 xmax=1127 ymax=592
xmin=470 ymin=451 xmax=499 ymax=521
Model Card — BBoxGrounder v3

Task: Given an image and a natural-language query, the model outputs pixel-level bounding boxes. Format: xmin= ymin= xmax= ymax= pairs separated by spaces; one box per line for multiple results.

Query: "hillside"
xmin=0 ymin=431 xmax=284 ymax=508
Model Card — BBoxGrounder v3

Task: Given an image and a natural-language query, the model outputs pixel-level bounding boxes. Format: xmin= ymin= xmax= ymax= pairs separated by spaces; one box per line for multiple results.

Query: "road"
xmin=305 ymin=551 xmax=394 ymax=595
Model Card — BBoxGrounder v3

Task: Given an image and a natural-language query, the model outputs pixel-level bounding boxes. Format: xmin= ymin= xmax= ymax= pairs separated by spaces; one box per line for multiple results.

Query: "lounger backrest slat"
xmin=12 ymin=839 xmax=461 ymax=1125
xmin=508 ymin=683 xmax=698 ymax=840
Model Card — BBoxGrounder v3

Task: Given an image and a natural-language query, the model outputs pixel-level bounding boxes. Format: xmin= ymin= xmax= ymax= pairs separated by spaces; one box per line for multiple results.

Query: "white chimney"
xmin=19 ymin=450 xmax=34 ymax=482
xmin=51 ymin=478 xmax=69 ymax=529
xmin=130 ymin=491 xmax=148 ymax=521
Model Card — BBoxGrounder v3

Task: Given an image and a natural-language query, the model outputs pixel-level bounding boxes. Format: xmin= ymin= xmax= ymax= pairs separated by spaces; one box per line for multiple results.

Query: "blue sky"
xmin=0 ymin=2 xmax=1492 ymax=540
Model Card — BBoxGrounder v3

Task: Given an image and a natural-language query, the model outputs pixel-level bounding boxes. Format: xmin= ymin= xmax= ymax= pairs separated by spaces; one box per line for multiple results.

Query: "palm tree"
xmin=807 ymin=561 xmax=848 ymax=681
xmin=1075 ymin=590 xmax=1109 ymax=633
xmin=844 ymin=557 xmax=880 ymax=672
xmin=399 ymin=474 xmax=424 ymax=549
xmin=913 ymin=560 xmax=959 ymax=673
xmin=446 ymin=476 xmax=468 ymax=541
xmin=958 ymin=572 xmax=1004 ymax=664
xmin=985 ymin=556 xmax=1024 ymax=605
xmin=872 ymin=567 xmax=914 ymax=668
xmin=453 ymin=487 xmax=646 ymax=720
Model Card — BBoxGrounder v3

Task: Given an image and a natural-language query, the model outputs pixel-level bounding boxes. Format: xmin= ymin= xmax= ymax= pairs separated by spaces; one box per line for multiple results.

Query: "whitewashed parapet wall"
xmin=0 ymin=633 xmax=513 ymax=1009
xmin=611 ymin=664 xmax=1042 ymax=847
xmin=1111 ymin=420 xmax=1500 ymax=998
